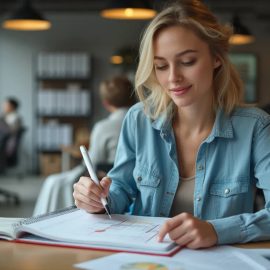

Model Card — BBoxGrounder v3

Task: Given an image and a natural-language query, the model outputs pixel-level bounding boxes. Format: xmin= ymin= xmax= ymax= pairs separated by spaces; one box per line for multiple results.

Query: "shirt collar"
xmin=206 ymin=108 xmax=234 ymax=142
xmin=152 ymin=108 xmax=234 ymax=140
xmin=152 ymin=112 xmax=171 ymax=134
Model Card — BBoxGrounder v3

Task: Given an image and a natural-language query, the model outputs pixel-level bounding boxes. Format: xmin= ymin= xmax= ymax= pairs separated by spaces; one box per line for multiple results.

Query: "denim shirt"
xmin=107 ymin=102 xmax=270 ymax=245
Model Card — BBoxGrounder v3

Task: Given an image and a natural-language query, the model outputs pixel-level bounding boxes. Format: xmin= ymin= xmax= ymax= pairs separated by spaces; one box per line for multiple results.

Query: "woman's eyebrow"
xmin=154 ymin=49 xmax=198 ymax=60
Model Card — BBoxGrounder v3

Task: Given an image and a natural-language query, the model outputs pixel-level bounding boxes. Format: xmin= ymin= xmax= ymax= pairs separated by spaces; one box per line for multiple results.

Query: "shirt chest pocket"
xmin=210 ymin=181 xmax=249 ymax=198
xmin=209 ymin=181 xmax=249 ymax=218
xmin=132 ymin=164 xmax=161 ymax=215
xmin=133 ymin=165 xmax=161 ymax=189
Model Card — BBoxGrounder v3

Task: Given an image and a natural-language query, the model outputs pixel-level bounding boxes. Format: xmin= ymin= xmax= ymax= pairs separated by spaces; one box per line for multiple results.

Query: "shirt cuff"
xmin=208 ymin=215 xmax=247 ymax=245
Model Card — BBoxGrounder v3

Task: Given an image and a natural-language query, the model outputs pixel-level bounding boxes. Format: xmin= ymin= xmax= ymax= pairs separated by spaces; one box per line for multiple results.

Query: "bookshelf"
xmin=35 ymin=52 xmax=92 ymax=175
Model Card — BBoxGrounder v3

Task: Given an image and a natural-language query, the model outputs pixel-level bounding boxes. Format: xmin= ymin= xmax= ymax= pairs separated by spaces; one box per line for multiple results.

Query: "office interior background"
xmin=0 ymin=0 xmax=270 ymax=217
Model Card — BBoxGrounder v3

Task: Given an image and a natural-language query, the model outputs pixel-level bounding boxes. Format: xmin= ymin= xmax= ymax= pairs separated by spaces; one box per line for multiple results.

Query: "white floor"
xmin=0 ymin=175 xmax=45 ymax=217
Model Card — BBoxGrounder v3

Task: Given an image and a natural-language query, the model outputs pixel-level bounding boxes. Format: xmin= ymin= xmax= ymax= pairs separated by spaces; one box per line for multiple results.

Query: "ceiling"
xmin=0 ymin=0 xmax=269 ymax=15
xmin=0 ymin=0 xmax=270 ymax=24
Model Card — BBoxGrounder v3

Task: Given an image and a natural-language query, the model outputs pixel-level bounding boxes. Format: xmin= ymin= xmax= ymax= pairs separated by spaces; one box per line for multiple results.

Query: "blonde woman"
xmin=73 ymin=0 xmax=270 ymax=249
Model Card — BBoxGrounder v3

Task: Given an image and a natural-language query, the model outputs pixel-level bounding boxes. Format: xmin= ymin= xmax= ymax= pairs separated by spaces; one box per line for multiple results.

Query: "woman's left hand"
xmin=158 ymin=212 xmax=218 ymax=249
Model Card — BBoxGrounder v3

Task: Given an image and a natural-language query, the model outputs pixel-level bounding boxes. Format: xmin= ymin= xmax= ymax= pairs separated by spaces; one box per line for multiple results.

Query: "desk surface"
xmin=1 ymin=241 xmax=270 ymax=270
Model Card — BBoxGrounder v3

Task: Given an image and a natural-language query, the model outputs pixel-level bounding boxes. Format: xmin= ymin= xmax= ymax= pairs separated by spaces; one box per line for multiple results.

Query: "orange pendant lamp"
xmin=2 ymin=0 xmax=51 ymax=31
xmin=101 ymin=0 xmax=156 ymax=20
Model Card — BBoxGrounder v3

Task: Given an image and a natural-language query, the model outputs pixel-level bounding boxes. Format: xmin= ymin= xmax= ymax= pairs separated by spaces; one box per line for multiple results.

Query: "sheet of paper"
xmin=75 ymin=253 xmax=185 ymax=270
xmin=233 ymin=248 xmax=270 ymax=269
xmin=75 ymin=246 xmax=270 ymax=270
xmin=173 ymin=245 xmax=270 ymax=270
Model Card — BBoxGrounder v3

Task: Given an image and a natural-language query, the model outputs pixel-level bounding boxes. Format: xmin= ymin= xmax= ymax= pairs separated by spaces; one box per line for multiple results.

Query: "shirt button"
xmin=196 ymin=196 xmax=201 ymax=201
xmin=197 ymin=165 xmax=204 ymax=171
xmin=161 ymin=131 xmax=168 ymax=139
xmin=224 ymin=188 xmax=230 ymax=195
xmin=137 ymin=176 xmax=142 ymax=182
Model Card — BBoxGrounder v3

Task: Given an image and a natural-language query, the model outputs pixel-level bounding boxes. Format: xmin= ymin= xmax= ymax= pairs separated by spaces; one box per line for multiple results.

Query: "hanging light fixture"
xmin=2 ymin=0 xmax=51 ymax=31
xmin=101 ymin=0 xmax=156 ymax=20
xmin=229 ymin=15 xmax=254 ymax=45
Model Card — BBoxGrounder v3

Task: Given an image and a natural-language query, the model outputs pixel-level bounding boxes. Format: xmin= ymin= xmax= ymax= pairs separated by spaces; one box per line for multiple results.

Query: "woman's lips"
xmin=170 ymin=85 xmax=192 ymax=96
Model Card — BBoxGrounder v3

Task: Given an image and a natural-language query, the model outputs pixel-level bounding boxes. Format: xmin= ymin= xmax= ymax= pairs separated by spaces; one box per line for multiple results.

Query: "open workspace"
xmin=1 ymin=0 xmax=270 ymax=269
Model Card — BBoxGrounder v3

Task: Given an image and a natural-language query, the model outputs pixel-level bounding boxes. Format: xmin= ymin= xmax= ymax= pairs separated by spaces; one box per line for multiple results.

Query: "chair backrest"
xmin=0 ymin=133 xmax=9 ymax=173
xmin=6 ymin=127 xmax=27 ymax=167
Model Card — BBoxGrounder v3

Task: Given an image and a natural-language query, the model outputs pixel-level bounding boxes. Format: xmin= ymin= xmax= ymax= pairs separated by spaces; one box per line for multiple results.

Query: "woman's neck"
xmin=173 ymin=104 xmax=215 ymax=137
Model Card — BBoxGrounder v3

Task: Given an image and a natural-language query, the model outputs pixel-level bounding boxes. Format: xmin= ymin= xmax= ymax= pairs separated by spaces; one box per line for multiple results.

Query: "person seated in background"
xmin=0 ymin=97 xmax=22 ymax=172
xmin=90 ymin=76 xmax=137 ymax=178
xmin=33 ymin=75 xmax=137 ymax=216
xmin=0 ymin=97 xmax=22 ymax=131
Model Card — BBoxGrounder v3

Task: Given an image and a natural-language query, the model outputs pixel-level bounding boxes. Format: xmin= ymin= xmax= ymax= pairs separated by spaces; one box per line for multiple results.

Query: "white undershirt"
xmin=170 ymin=175 xmax=195 ymax=217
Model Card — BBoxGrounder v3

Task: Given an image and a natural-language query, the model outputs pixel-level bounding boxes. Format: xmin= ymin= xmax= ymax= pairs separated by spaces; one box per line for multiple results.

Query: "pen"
xmin=80 ymin=145 xmax=112 ymax=219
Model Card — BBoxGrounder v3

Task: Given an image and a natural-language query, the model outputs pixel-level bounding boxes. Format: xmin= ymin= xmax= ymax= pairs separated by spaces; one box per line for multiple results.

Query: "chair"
xmin=33 ymin=163 xmax=113 ymax=216
xmin=33 ymin=164 xmax=86 ymax=216
xmin=0 ymin=127 xmax=26 ymax=205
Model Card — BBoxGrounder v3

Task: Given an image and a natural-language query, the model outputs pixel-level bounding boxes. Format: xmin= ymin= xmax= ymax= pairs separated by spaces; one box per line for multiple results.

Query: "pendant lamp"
xmin=229 ymin=15 xmax=254 ymax=45
xmin=2 ymin=0 xmax=51 ymax=31
xmin=101 ymin=0 xmax=156 ymax=20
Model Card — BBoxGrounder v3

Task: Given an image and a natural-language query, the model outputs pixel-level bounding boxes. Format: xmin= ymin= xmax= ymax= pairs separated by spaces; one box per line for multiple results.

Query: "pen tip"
xmin=104 ymin=204 xmax=112 ymax=219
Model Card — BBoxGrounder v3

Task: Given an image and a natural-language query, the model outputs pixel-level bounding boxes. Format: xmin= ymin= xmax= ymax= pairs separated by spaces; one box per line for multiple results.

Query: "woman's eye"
xmin=155 ymin=65 xmax=168 ymax=70
xmin=181 ymin=60 xmax=196 ymax=66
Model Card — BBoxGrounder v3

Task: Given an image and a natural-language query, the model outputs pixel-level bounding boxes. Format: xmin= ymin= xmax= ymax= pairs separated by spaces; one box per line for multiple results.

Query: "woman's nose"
xmin=168 ymin=66 xmax=183 ymax=83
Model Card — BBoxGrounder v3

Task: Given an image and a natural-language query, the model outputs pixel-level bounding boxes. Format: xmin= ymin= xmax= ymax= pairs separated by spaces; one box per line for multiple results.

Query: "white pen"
xmin=80 ymin=145 xmax=112 ymax=219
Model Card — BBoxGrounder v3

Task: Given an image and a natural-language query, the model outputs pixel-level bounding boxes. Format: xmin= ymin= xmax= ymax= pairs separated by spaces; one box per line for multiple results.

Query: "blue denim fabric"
xmin=107 ymin=102 xmax=270 ymax=245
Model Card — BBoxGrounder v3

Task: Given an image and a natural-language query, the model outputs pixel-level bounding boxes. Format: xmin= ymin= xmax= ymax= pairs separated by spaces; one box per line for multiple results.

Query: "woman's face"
xmin=153 ymin=25 xmax=220 ymax=110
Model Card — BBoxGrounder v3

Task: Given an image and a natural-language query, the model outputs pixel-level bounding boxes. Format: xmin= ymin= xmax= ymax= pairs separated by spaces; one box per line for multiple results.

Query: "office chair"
xmin=0 ymin=127 xmax=26 ymax=205
xmin=33 ymin=162 xmax=113 ymax=216
xmin=4 ymin=127 xmax=25 ymax=165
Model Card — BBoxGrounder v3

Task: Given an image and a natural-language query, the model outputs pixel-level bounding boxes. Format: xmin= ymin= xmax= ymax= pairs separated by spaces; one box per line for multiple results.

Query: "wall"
xmin=230 ymin=40 xmax=270 ymax=103
xmin=0 ymin=13 xmax=147 ymax=172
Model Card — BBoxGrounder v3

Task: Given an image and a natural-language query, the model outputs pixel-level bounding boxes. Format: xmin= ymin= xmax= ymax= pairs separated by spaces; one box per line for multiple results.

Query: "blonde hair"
xmin=100 ymin=76 xmax=136 ymax=108
xmin=135 ymin=0 xmax=243 ymax=120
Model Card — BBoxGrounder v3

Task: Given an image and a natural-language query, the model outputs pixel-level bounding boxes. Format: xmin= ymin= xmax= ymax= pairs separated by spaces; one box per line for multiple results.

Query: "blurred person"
xmin=0 ymin=97 xmax=22 ymax=132
xmin=0 ymin=97 xmax=22 ymax=141
xmin=33 ymin=75 xmax=136 ymax=215
xmin=0 ymin=97 xmax=22 ymax=171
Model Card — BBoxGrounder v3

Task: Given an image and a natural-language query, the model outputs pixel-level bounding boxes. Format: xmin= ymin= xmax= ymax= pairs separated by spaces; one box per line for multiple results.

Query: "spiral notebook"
xmin=0 ymin=206 xmax=180 ymax=256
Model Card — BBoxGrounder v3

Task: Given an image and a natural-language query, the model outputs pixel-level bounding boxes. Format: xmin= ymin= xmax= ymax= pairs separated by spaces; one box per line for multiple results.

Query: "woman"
xmin=73 ymin=0 xmax=270 ymax=249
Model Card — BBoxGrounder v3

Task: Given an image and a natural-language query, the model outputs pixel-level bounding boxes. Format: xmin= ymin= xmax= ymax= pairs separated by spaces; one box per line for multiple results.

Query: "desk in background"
xmin=1 ymin=241 xmax=270 ymax=270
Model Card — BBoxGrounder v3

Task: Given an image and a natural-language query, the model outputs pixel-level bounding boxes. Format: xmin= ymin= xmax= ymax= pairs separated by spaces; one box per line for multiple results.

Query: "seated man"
xmin=0 ymin=97 xmax=22 ymax=172
xmin=33 ymin=75 xmax=137 ymax=215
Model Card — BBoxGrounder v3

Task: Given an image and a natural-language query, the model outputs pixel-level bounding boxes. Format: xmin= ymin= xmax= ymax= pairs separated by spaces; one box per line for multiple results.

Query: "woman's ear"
xmin=213 ymin=56 xmax=221 ymax=69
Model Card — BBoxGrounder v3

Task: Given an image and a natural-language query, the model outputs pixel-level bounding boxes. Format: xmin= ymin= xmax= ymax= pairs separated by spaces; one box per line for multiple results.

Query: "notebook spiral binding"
xmin=13 ymin=205 xmax=78 ymax=229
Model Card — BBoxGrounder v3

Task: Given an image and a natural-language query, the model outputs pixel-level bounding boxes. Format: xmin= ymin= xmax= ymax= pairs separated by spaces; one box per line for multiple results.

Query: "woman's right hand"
xmin=73 ymin=176 xmax=111 ymax=213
